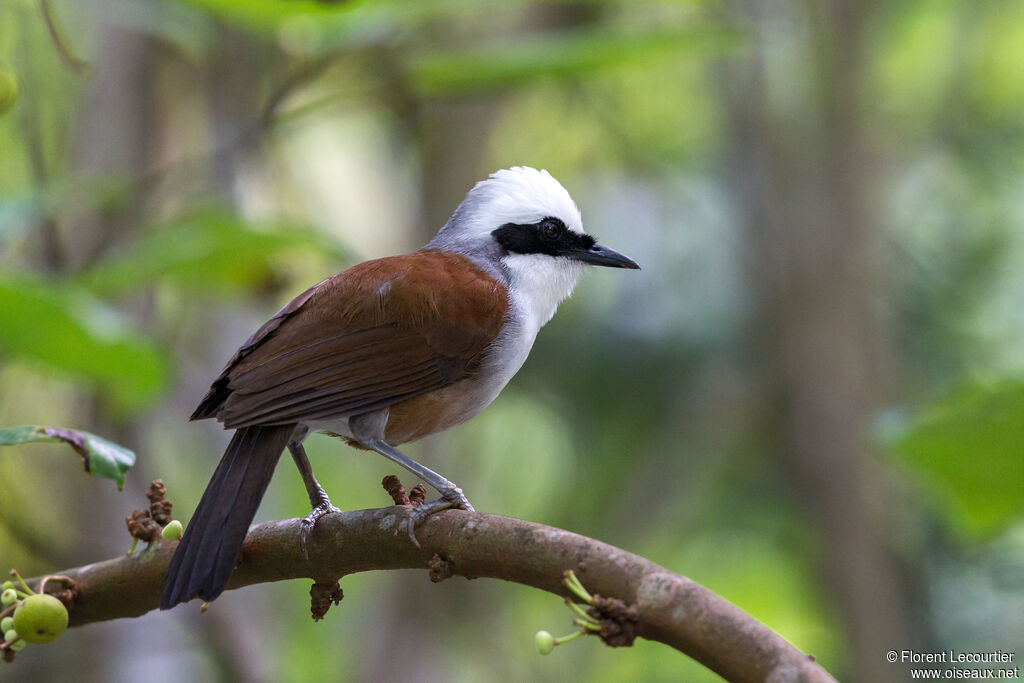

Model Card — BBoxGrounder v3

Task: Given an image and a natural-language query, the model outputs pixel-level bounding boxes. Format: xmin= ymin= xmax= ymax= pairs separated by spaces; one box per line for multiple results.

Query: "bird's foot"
xmin=402 ymin=486 xmax=474 ymax=548
xmin=299 ymin=499 xmax=341 ymax=559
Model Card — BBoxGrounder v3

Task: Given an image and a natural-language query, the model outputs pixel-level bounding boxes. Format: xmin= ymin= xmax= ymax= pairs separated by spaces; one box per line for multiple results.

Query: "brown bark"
xmin=724 ymin=1 xmax=911 ymax=680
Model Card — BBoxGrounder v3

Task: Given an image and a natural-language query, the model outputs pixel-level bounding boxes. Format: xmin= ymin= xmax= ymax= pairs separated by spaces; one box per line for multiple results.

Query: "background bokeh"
xmin=1 ymin=1 xmax=1023 ymax=681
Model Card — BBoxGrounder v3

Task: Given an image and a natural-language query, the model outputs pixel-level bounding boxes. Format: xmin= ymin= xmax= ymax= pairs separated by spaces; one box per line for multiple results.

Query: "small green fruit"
xmin=161 ymin=520 xmax=183 ymax=541
xmin=0 ymin=589 xmax=17 ymax=606
xmin=12 ymin=594 xmax=68 ymax=644
xmin=1 ymin=581 xmax=12 ymax=591
xmin=9 ymin=637 xmax=25 ymax=651
xmin=4 ymin=628 xmax=17 ymax=643
xmin=0 ymin=64 xmax=18 ymax=116
xmin=0 ymin=616 xmax=12 ymax=632
xmin=535 ymin=630 xmax=555 ymax=655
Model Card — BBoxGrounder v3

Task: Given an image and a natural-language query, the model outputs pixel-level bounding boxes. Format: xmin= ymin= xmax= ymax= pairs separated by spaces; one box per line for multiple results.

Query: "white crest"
xmin=428 ymin=167 xmax=584 ymax=251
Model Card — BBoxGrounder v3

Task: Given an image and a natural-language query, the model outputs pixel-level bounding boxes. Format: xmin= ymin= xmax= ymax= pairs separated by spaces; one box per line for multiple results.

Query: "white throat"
xmin=502 ymin=253 xmax=585 ymax=335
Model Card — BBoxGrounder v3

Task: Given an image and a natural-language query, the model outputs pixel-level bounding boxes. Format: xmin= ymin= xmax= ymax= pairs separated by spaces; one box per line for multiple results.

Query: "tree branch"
xmin=31 ymin=508 xmax=836 ymax=683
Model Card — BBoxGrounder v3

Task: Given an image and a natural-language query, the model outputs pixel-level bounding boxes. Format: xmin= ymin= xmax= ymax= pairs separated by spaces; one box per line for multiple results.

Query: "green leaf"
xmin=885 ymin=378 xmax=1024 ymax=536
xmin=75 ymin=209 xmax=348 ymax=297
xmin=409 ymin=25 xmax=740 ymax=96
xmin=172 ymin=0 xmax=524 ymax=41
xmin=175 ymin=0 xmax=368 ymax=33
xmin=0 ymin=425 xmax=135 ymax=489
xmin=0 ymin=276 xmax=169 ymax=407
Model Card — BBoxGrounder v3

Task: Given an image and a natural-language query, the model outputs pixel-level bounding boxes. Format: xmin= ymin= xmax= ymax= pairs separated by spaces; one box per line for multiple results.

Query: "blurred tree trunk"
xmin=358 ymin=51 xmax=511 ymax=683
xmin=359 ymin=4 xmax=602 ymax=680
xmin=415 ymin=98 xmax=506 ymax=240
xmin=66 ymin=7 xmax=160 ymax=268
xmin=205 ymin=24 xmax=271 ymax=201
xmin=13 ymin=3 xmax=164 ymax=681
xmin=406 ymin=0 xmax=602 ymax=242
xmin=191 ymin=23 xmax=278 ymax=683
xmin=724 ymin=1 xmax=911 ymax=679
xmin=20 ymin=13 xmax=277 ymax=682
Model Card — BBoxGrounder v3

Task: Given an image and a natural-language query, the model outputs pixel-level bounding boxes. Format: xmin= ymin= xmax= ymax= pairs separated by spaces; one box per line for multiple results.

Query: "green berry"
xmin=0 ymin=64 xmax=17 ymax=116
xmin=9 ymin=638 xmax=25 ymax=651
xmin=4 ymin=628 xmax=17 ymax=643
xmin=12 ymin=594 xmax=68 ymax=644
xmin=535 ymin=630 xmax=555 ymax=655
xmin=0 ymin=617 xmax=12 ymax=632
xmin=1 ymin=581 xmax=12 ymax=591
xmin=1 ymin=589 xmax=16 ymax=606
xmin=161 ymin=520 xmax=183 ymax=541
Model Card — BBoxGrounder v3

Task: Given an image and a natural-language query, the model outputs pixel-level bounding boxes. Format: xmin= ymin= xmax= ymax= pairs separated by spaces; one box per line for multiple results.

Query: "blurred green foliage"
xmin=408 ymin=25 xmax=739 ymax=95
xmin=76 ymin=209 xmax=349 ymax=296
xmin=0 ymin=275 xmax=168 ymax=407
xmin=888 ymin=378 xmax=1024 ymax=538
xmin=0 ymin=0 xmax=1023 ymax=680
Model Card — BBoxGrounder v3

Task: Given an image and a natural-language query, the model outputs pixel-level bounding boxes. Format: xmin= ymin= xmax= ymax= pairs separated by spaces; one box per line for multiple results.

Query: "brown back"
xmin=192 ymin=251 xmax=510 ymax=430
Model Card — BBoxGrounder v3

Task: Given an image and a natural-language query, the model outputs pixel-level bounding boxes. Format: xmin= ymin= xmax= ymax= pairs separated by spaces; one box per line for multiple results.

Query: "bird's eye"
xmin=540 ymin=220 xmax=562 ymax=241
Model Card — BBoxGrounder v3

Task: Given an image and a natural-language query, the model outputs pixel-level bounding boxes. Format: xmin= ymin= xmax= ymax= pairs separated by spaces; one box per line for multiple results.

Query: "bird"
xmin=160 ymin=166 xmax=640 ymax=610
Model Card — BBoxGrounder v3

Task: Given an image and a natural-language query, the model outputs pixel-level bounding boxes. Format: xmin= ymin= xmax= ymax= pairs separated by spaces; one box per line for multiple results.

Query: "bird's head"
xmin=432 ymin=166 xmax=639 ymax=270
xmin=428 ymin=167 xmax=639 ymax=325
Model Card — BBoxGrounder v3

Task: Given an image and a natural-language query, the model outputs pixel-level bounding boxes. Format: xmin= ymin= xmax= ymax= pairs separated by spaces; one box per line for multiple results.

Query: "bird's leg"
xmin=363 ymin=439 xmax=474 ymax=511
xmin=363 ymin=439 xmax=474 ymax=544
xmin=289 ymin=442 xmax=340 ymax=558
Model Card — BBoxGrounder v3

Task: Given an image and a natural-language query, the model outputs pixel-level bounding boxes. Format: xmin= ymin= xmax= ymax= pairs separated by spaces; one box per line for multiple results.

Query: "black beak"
xmin=571 ymin=242 xmax=641 ymax=269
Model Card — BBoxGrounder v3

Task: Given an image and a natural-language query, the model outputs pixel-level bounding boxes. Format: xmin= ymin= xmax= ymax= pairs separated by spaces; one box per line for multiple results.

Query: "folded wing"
xmin=192 ymin=251 xmax=509 ymax=430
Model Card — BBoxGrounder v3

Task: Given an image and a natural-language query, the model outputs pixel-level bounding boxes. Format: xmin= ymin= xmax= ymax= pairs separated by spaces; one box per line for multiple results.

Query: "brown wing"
xmin=192 ymin=251 xmax=509 ymax=430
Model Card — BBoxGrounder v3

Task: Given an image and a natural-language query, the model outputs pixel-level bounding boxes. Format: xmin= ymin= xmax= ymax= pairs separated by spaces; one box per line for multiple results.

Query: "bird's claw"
xmin=402 ymin=486 xmax=473 ymax=548
xmin=299 ymin=501 xmax=341 ymax=559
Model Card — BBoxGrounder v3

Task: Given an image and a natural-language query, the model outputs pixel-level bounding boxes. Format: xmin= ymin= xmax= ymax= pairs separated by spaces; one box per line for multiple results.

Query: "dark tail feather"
xmin=160 ymin=424 xmax=295 ymax=609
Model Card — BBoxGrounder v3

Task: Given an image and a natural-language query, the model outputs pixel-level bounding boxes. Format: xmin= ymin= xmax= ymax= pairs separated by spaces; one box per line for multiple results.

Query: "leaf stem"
xmin=574 ymin=618 xmax=602 ymax=632
xmin=562 ymin=570 xmax=593 ymax=604
xmin=564 ymin=598 xmax=598 ymax=625
xmin=554 ymin=628 xmax=587 ymax=645
xmin=9 ymin=569 xmax=32 ymax=595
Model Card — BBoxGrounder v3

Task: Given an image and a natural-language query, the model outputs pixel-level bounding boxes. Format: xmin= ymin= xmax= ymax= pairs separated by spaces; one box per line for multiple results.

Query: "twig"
xmin=15 ymin=5 xmax=65 ymax=271
xmin=29 ymin=508 xmax=835 ymax=683
xmin=39 ymin=0 xmax=88 ymax=74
